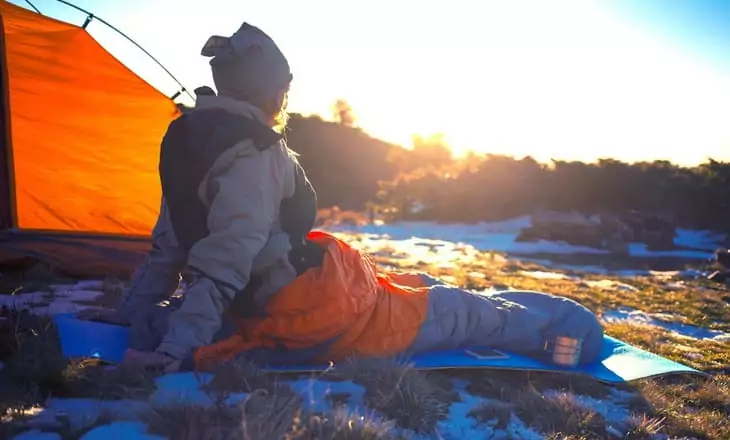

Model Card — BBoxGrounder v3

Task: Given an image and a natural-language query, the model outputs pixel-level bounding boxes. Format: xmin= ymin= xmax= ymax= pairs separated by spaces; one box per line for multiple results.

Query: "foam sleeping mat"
xmin=260 ymin=336 xmax=708 ymax=384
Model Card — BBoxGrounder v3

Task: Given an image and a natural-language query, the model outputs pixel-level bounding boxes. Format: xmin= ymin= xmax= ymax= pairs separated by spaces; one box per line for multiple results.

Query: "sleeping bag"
xmin=192 ymin=231 xmax=604 ymax=370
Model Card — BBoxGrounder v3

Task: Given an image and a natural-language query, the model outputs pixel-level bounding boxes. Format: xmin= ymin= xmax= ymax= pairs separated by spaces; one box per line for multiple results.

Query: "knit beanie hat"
xmin=201 ymin=23 xmax=292 ymax=103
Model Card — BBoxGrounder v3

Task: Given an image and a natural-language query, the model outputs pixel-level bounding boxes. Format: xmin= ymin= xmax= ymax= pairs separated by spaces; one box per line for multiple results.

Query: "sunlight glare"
xmin=17 ymin=0 xmax=730 ymax=165
xmin=304 ymin=0 xmax=730 ymax=164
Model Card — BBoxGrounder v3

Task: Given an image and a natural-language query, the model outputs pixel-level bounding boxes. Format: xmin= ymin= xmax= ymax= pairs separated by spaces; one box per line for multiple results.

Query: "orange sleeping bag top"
xmin=194 ymin=231 xmax=431 ymax=369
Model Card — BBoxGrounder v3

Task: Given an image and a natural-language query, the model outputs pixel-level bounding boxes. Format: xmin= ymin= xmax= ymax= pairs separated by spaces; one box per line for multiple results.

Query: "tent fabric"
xmin=0 ymin=8 xmax=11 ymax=231
xmin=0 ymin=1 xmax=178 ymax=236
xmin=0 ymin=1 xmax=180 ymax=275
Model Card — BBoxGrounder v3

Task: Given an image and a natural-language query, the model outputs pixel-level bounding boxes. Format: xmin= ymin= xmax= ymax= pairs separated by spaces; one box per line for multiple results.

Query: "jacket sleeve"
xmin=156 ymin=144 xmax=286 ymax=359
xmin=119 ymin=198 xmax=186 ymax=321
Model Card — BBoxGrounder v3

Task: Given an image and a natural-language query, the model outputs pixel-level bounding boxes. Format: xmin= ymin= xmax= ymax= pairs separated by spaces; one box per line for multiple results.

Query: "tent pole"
xmin=23 ymin=0 xmax=41 ymax=14
xmin=51 ymin=0 xmax=194 ymax=102
xmin=82 ymin=13 xmax=93 ymax=29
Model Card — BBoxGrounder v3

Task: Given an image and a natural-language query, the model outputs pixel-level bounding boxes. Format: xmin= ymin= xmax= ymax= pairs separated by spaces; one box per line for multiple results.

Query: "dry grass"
xmin=69 ymin=275 xmax=129 ymax=309
xmin=288 ymin=409 xmax=404 ymax=440
xmin=145 ymin=404 xmax=248 ymax=440
xmin=442 ymin=254 xmax=730 ymax=439
xmin=468 ymin=400 xmax=513 ymax=429
xmin=379 ymin=247 xmax=730 ymax=438
xmin=0 ymin=306 xmax=159 ymax=437
xmin=2 ymin=243 xmax=730 ymax=438
xmin=204 ymin=357 xmax=278 ymax=395
xmin=67 ymin=362 xmax=158 ymax=400
xmin=144 ymin=398 xmax=273 ymax=439
xmin=0 ymin=308 xmax=68 ymax=401
xmin=145 ymin=372 xmax=400 ymax=440
xmin=145 ymin=403 xmax=401 ymax=440
xmin=1 ymin=261 xmax=59 ymax=294
xmin=463 ymin=371 xmax=618 ymax=437
xmin=628 ymin=375 xmax=730 ymax=439
xmin=95 ymin=276 xmax=128 ymax=309
xmin=514 ymin=388 xmax=608 ymax=438
xmin=333 ymin=357 xmax=458 ymax=434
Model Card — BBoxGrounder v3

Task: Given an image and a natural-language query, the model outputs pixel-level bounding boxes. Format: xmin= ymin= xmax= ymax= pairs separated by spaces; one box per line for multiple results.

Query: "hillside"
xmin=282 ymin=114 xmax=730 ymax=233
xmin=285 ymin=114 xmax=399 ymax=211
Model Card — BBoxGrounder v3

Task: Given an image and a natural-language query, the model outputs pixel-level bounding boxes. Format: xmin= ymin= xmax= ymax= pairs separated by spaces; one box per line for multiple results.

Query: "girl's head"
xmin=202 ymin=23 xmax=292 ymax=130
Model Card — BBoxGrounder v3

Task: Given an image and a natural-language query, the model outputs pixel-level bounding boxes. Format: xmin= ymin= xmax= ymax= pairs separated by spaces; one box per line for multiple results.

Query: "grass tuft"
xmin=468 ymin=400 xmax=513 ymax=429
xmin=335 ymin=357 xmax=457 ymax=434
xmin=513 ymin=386 xmax=608 ymax=438
xmin=96 ymin=276 xmax=128 ymax=309
xmin=145 ymin=405 xmax=243 ymax=440
xmin=0 ymin=308 xmax=69 ymax=398
xmin=67 ymin=363 xmax=158 ymax=400
xmin=144 ymin=387 xmax=301 ymax=440
xmin=289 ymin=409 xmax=403 ymax=440
xmin=623 ymin=414 xmax=666 ymax=439
xmin=204 ymin=357 xmax=277 ymax=395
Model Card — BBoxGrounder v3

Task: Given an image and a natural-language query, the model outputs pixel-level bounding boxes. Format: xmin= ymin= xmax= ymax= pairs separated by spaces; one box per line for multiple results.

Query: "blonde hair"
xmin=277 ymin=96 xmax=300 ymax=158
xmin=271 ymin=90 xmax=290 ymax=133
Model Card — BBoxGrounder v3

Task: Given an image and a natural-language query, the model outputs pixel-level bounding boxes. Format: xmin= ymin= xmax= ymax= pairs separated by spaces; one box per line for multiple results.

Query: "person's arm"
xmin=119 ymin=198 xmax=186 ymax=321
xmin=155 ymin=144 xmax=286 ymax=359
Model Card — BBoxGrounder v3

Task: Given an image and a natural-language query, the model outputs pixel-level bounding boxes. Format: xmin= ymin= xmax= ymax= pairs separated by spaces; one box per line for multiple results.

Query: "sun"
xmin=287 ymin=0 xmax=730 ymax=166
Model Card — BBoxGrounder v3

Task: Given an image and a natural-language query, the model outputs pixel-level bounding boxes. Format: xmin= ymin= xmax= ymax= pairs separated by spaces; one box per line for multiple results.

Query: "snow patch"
xmin=602 ymin=307 xmax=730 ymax=342
xmin=333 ymin=233 xmax=486 ymax=268
xmin=543 ymin=388 xmax=633 ymax=435
xmin=0 ymin=282 xmax=107 ymax=316
xmin=519 ymin=270 xmax=575 ymax=280
xmin=13 ymin=430 xmax=62 ymax=440
xmin=325 ymin=216 xmax=721 ymax=259
xmin=150 ymin=372 xmax=247 ymax=408
xmin=80 ymin=421 xmax=164 ymax=440
xmin=406 ymin=381 xmax=543 ymax=440
xmin=628 ymin=243 xmax=713 ymax=259
xmin=674 ymin=228 xmax=727 ymax=251
xmin=523 ymin=258 xmax=706 ymax=279
xmin=582 ymin=279 xmax=638 ymax=292
xmin=14 ymin=398 xmax=149 ymax=435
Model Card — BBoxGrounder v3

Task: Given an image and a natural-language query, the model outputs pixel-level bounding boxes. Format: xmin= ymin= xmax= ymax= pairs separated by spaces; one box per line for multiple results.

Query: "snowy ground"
xmin=1 ymin=219 xmax=728 ymax=439
xmin=327 ymin=215 xmax=724 ymax=261
xmin=601 ymin=307 xmax=730 ymax=343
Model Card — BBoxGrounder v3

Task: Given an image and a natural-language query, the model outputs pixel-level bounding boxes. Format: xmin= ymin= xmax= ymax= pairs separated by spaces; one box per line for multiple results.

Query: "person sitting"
xmin=93 ymin=22 xmax=604 ymax=373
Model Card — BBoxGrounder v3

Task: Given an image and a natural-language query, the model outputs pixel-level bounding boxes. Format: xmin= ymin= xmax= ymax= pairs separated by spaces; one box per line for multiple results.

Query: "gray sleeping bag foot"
xmin=407 ymin=286 xmax=604 ymax=365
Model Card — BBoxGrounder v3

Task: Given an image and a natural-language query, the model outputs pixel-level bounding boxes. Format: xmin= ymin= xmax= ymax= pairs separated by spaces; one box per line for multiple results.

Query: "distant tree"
xmin=285 ymin=113 xmax=397 ymax=210
xmin=283 ymin=109 xmax=730 ymax=231
xmin=411 ymin=134 xmax=453 ymax=166
xmin=386 ymin=134 xmax=454 ymax=172
xmin=331 ymin=99 xmax=356 ymax=127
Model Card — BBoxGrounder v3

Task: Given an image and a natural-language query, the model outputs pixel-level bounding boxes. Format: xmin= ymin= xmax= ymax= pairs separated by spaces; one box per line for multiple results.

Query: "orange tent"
xmin=0 ymin=1 xmax=179 ymax=276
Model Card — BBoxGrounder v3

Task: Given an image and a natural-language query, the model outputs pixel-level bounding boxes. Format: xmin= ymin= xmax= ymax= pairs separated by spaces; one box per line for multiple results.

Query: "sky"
xmin=10 ymin=0 xmax=730 ymax=165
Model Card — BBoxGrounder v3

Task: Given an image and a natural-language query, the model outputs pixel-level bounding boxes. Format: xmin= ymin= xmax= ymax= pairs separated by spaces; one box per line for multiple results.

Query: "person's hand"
xmin=74 ymin=308 xmax=129 ymax=326
xmin=123 ymin=349 xmax=182 ymax=373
